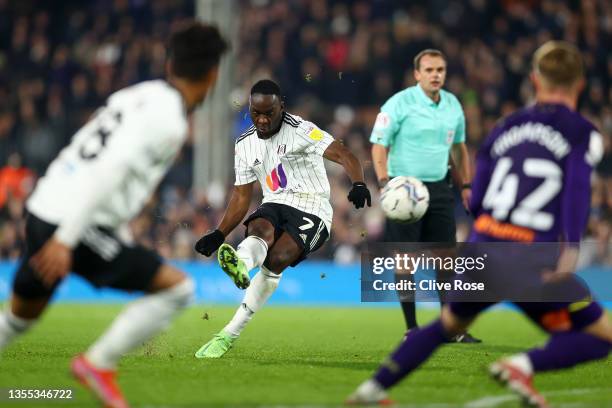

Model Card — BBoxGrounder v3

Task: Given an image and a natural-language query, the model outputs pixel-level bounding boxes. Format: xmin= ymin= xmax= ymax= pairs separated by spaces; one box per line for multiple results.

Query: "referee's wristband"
xmin=461 ymin=183 xmax=472 ymax=190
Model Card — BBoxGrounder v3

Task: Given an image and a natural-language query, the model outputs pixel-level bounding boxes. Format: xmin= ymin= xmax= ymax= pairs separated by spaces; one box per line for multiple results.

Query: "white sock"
xmin=86 ymin=278 xmax=194 ymax=369
xmin=236 ymin=235 xmax=268 ymax=272
xmin=0 ymin=309 xmax=35 ymax=351
xmin=354 ymin=379 xmax=388 ymax=401
xmin=223 ymin=266 xmax=280 ymax=337
xmin=506 ymin=353 xmax=533 ymax=375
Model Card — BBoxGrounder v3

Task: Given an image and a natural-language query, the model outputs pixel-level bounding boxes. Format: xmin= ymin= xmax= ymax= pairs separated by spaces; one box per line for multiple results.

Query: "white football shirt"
xmin=27 ymin=80 xmax=188 ymax=248
xmin=234 ymin=112 xmax=334 ymax=232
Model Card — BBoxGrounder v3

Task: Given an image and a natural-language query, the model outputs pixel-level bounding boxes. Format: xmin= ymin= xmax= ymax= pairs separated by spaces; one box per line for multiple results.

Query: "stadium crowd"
xmin=1 ymin=0 xmax=611 ymax=263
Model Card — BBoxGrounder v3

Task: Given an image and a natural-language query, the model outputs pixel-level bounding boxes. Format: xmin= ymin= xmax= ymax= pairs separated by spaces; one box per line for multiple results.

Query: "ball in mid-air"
xmin=380 ymin=176 xmax=429 ymax=223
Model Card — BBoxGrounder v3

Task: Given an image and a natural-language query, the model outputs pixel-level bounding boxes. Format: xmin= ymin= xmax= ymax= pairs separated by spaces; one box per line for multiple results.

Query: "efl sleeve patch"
xmin=309 ymin=128 xmax=323 ymax=141
xmin=373 ymin=112 xmax=391 ymax=130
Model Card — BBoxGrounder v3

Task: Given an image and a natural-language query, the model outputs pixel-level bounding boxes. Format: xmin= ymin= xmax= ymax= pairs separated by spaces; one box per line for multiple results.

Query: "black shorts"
xmin=13 ymin=214 xmax=163 ymax=299
xmin=384 ymin=179 xmax=456 ymax=244
xmin=243 ymin=203 xmax=329 ymax=266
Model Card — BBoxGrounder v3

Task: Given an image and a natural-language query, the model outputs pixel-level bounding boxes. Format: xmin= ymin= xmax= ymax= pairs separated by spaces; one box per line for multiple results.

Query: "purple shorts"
xmin=450 ymin=300 xmax=603 ymax=333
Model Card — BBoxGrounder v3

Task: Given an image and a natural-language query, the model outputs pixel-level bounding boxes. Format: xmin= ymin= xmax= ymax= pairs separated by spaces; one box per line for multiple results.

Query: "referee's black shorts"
xmin=383 ymin=179 xmax=456 ymax=244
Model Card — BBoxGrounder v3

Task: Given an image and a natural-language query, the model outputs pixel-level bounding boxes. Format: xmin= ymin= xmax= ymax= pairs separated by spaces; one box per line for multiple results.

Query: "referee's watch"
xmin=461 ymin=183 xmax=472 ymax=190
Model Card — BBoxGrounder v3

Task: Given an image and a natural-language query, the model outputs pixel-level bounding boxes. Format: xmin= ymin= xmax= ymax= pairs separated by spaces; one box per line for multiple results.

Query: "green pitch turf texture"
xmin=0 ymin=305 xmax=610 ymax=408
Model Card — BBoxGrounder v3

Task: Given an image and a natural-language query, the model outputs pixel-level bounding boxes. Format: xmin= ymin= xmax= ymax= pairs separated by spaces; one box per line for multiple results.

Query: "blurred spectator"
xmin=0 ymin=153 xmax=33 ymax=210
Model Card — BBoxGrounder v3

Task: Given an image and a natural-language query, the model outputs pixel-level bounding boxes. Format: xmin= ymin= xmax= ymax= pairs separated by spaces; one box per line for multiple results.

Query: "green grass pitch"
xmin=0 ymin=304 xmax=610 ymax=407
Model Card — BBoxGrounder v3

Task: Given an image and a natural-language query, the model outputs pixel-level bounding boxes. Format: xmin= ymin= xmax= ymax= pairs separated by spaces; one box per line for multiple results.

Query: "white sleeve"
xmin=234 ymin=142 xmax=256 ymax=185
xmin=296 ymin=122 xmax=335 ymax=156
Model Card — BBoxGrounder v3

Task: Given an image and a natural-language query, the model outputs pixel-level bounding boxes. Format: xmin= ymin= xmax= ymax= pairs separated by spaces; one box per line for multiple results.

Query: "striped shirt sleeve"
xmin=234 ymin=141 xmax=256 ymax=185
xmin=297 ymin=122 xmax=335 ymax=156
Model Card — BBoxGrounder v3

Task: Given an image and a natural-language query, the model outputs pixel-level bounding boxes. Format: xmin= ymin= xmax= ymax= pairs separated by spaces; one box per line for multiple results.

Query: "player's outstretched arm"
xmin=323 ymin=141 xmax=371 ymax=209
xmin=194 ymin=182 xmax=254 ymax=257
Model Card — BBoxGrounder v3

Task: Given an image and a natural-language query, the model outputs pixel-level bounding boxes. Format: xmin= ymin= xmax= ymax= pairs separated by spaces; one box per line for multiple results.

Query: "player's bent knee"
xmin=584 ymin=313 xmax=612 ymax=344
xmin=148 ymin=264 xmax=187 ymax=293
xmin=166 ymin=277 xmax=195 ymax=309
xmin=247 ymin=220 xmax=275 ymax=244
xmin=266 ymin=252 xmax=293 ymax=273
xmin=151 ymin=277 xmax=195 ymax=311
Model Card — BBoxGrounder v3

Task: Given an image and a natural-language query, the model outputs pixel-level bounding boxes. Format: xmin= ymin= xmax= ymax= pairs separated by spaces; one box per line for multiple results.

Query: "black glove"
xmin=347 ymin=182 xmax=372 ymax=209
xmin=194 ymin=229 xmax=225 ymax=257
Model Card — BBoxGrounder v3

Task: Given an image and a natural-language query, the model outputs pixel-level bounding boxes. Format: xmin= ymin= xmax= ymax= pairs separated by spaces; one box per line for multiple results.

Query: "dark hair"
xmin=413 ymin=49 xmax=446 ymax=70
xmin=167 ymin=22 xmax=229 ymax=81
xmin=250 ymin=79 xmax=281 ymax=96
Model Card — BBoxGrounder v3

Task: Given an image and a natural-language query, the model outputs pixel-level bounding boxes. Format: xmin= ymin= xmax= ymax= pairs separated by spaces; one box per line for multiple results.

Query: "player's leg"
xmin=197 ymin=206 xmax=326 ymax=359
xmin=217 ymin=205 xmax=280 ymax=289
xmin=421 ymin=182 xmax=481 ymax=343
xmin=384 ymin=218 xmax=421 ymax=330
xmin=83 ymin=264 xmax=193 ymax=369
xmin=196 ymin=232 xmax=301 ymax=358
xmin=347 ymin=302 xmax=491 ymax=405
xmin=70 ymin=235 xmax=194 ymax=408
xmin=0 ymin=215 xmax=60 ymax=353
xmin=0 ymin=295 xmax=50 ymax=352
xmin=489 ymin=301 xmax=611 ymax=408
xmin=524 ymin=302 xmax=611 ymax=370
xmin=225 ymin=232 xmax=300 ymax=334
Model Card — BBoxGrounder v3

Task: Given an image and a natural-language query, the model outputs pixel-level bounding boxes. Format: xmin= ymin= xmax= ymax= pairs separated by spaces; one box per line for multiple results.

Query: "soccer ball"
xmin=380 ymin=176 xmax=429 ymax=223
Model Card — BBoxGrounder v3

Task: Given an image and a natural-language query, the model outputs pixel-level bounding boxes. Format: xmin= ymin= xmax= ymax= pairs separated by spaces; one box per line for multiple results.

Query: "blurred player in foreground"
xmin=0 ymin=23 xmax=228 ymax=408
xmin=194 ymin=79 xmax=371 ymax=358
xmin=348 ymin=41 xmax=612 ymax=408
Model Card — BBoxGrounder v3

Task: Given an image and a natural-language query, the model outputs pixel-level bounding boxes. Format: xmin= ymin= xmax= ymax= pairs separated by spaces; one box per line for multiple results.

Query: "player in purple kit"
xmin=347 ymin=41 xmax=612 ymax=408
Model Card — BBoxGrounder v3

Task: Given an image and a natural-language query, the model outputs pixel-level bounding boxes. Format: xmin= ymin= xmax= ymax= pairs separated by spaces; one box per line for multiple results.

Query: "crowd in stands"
xmin=1 ymin=0 xmax=611 ymax=264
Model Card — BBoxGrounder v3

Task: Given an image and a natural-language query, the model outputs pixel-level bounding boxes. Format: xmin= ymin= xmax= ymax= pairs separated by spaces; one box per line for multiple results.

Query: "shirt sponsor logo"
xmin=265 ymin=163 xmax=287 ymax=192
xmin=473 ymin=214 xmax=535 ymax=242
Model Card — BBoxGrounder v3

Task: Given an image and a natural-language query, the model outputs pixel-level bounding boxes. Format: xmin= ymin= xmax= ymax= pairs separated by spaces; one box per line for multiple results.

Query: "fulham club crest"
xmin=277 ymin=144 xmax=287 ymax=155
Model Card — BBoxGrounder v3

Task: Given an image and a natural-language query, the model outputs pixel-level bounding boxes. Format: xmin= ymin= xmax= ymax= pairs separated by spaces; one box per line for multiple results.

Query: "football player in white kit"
xmin=0 ymin=23 xmax=228 ymax=408
xmin=194 ymin=79 xmax=372 ymax=358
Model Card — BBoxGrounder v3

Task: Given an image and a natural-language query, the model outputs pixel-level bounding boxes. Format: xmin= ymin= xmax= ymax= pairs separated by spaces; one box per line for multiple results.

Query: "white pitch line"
xmin=464 ymin=394 xmax=517 ymax=408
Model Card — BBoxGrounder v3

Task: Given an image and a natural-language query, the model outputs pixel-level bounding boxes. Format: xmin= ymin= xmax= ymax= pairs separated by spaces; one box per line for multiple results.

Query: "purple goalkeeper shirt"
xmin=469 ymin=103 xmax=602 ymax=243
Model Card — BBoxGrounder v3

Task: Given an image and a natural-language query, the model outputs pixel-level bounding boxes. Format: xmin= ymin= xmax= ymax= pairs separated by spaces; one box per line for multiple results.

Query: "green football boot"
xmin=217 ymin=243 xmax=250 ymax=289
xmin=194 ymin=330 xmax=236 ymax=359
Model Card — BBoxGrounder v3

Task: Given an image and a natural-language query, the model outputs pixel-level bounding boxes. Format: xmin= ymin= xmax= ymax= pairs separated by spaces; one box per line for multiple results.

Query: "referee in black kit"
xmin=370 ymin=49 xmax=480 ymax=343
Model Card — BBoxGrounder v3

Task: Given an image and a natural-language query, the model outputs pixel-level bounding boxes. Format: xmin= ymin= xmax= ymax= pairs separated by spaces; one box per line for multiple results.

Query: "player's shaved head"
xmin=249 ymin=80 xmax=284 ymax=138
xmin=532 ymin=41 xmax=584 ymax=89
xmin=250 ymin=79 xmax=281 ymax=97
